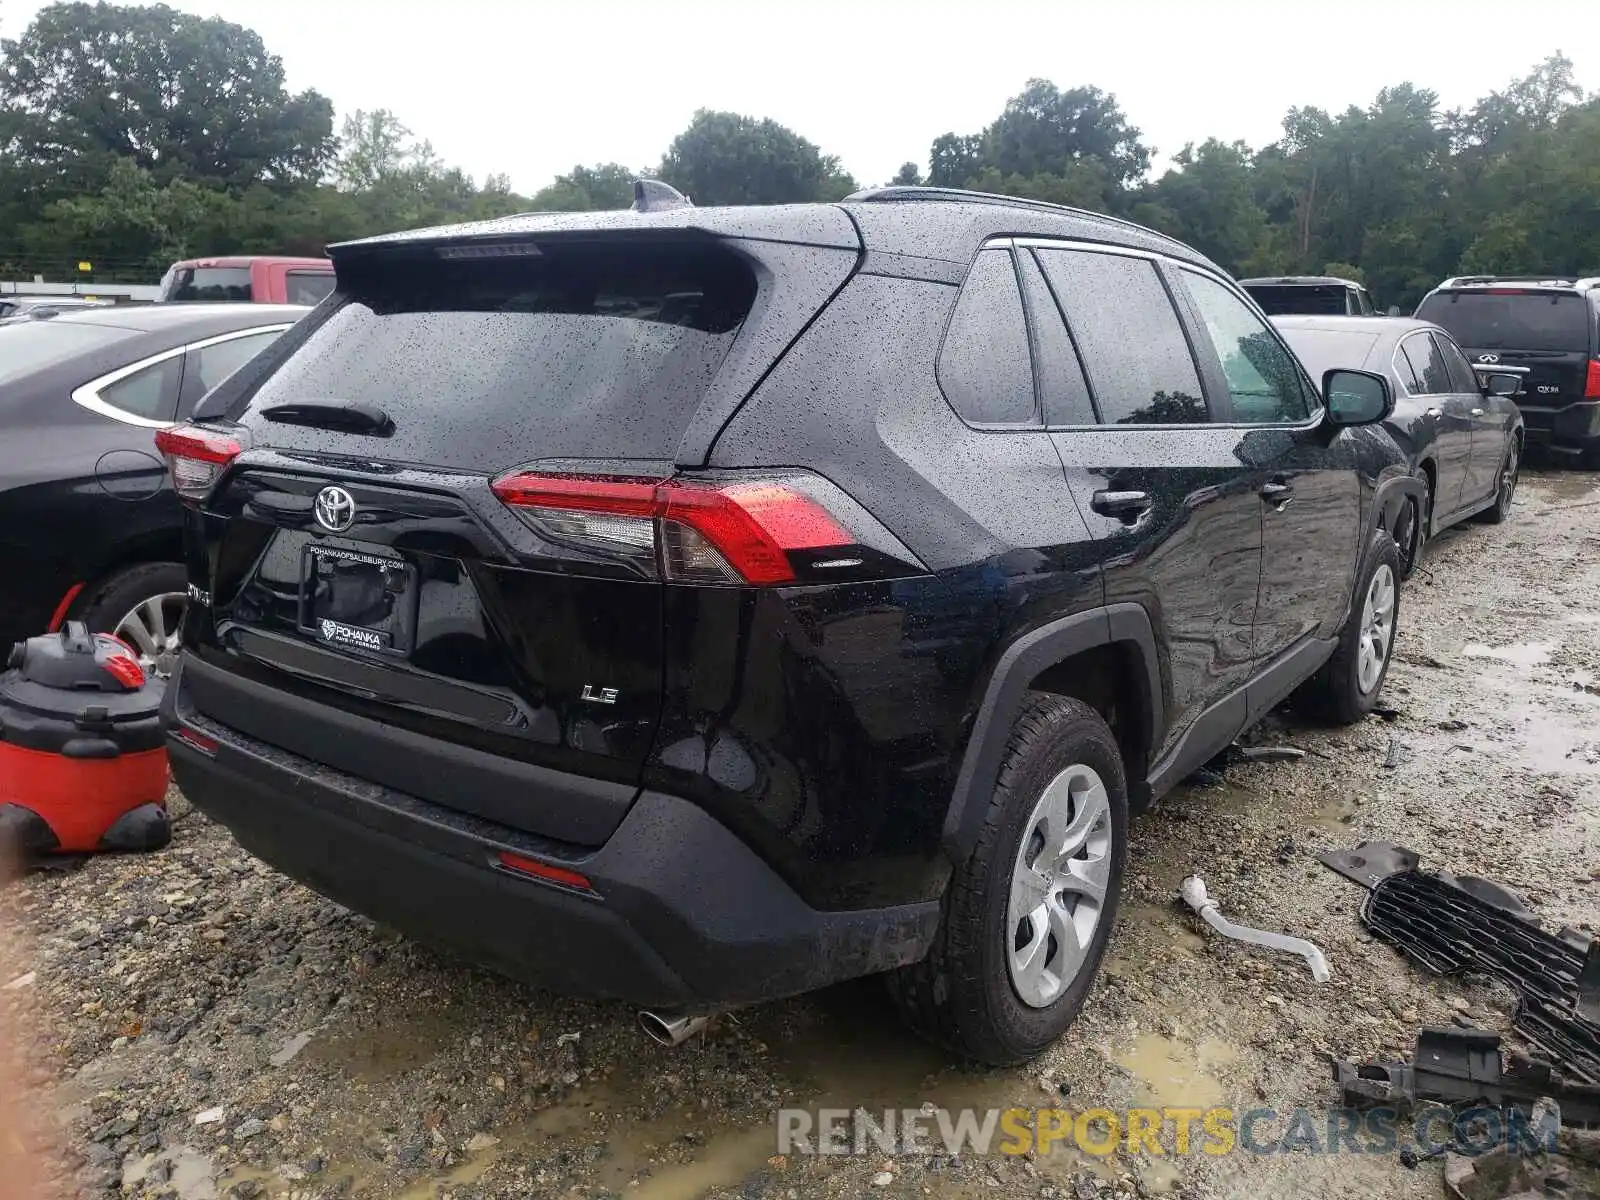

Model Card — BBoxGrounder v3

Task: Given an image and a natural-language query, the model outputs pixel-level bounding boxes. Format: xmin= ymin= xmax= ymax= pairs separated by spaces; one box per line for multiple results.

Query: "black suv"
xmin=159 ymin=185 xmax=1417 ymax=1065
xmin=1415 ymin=276 xmax=1600 ymax=463
xmin=1240 ymin=275 xmax=1377 ymax=317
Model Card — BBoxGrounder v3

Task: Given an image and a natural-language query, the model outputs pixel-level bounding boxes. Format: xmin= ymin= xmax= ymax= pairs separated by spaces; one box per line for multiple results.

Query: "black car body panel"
xmin=1415 ymin=277 xmax=1600 ymax=458
xmin=1274 ymin=315 xmax=1523 ymax=536
xmin=165 ymin=190 xmax=1412 ymax=1009
xmin=0 ymin=305 xmax=304 ymax=650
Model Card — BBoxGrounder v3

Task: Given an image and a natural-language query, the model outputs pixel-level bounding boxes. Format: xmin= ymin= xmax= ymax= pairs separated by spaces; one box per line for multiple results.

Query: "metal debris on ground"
xmin=1178 ymin=875 xmax=1331 ymax=982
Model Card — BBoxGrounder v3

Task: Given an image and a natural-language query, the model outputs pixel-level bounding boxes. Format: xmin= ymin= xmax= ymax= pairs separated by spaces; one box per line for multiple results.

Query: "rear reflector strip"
xmin=496 ymin=850 xmax=594 ymax=893
xmin=172 ymin=728 xmax=219 ymax=756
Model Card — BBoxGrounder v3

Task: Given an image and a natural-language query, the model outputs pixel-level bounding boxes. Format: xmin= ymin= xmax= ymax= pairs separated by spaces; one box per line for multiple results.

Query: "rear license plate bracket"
xmin=297 ymin=544 xmax=417 ymax=655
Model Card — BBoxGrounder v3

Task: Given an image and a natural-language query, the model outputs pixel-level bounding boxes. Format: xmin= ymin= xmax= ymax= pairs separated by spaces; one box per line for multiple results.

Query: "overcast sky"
xmin=4 ymin=0 xmax=1595 ymax=193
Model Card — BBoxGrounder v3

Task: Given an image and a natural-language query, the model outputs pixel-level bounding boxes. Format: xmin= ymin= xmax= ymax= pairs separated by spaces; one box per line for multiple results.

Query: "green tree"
xmin=0 ymin=1 xmax=334 ymax=201
xmin=1136 ymin=139 xmax=1266 ymax=271
xmin=979 ymin=80 xmax=1151 ymax=187
xmin=891 ymin=162 xmax=923 ymax=186
xmin=658 ymin=110 xmax=856 ymax=205
xmin=528 ymin=163 xmax=638 ymax=211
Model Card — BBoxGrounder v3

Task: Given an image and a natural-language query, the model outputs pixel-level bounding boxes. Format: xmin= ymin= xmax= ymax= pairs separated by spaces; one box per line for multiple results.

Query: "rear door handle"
xmin=1471 ymin=408 xmax=1484 ymax=416
xmin=1259 ymin=481 xmax=1294 ymax=508
xmin=1090 ymin=490 xmax=1151 ymax=523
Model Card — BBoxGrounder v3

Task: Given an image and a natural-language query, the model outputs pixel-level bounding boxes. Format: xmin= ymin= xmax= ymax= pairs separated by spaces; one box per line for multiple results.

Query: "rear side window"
xmin=1415 ymin=291 xmax=1590 ymax=352
xmin=98 ymin=356 xmax=184 ymax=422
xmin=246 ymin=243 xmax=758 ymax=468
xmin=1036 ymin=249 xmax=1207 ymax=425
xmin=1432 ymin=333 xmax=1480 ymax=395
xmin=179 ymin=330 xmax=283 ymax=418
xmin=166 ymin=267 xmax=253 ymax=303
xmin=1181 ymin=270 xmax=1311 ymax=423
xmin=1016 ymin=251 xmax=1095 ymax=426
xmin=285 ymin=271 xmax=334 ymax=306
xmin=1399 ymin=332 xmax=1451 ymax=395
xmin=937 ymin=249 xmax=1035 ymax=424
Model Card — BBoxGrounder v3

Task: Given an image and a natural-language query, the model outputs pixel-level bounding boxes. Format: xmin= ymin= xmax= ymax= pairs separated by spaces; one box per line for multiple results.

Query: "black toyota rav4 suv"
xmin=160 ymin=185 xmax=1417 ymax=1065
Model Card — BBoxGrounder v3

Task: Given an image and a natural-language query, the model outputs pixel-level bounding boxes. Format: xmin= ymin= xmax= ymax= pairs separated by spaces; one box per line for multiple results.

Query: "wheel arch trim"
xmin=940 ymin=603 xmax=1163 ymax=862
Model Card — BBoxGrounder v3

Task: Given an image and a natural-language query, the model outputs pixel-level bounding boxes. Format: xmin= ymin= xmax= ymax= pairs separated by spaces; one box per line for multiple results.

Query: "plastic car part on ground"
xmin=0 ymin=622 xmax=170 ymax=858
xmin=1178 ymin=875 xmax=1331 ymax=982
xmin=1321 ymin=841 xmax=1600 ymax=1094
xmin=1333 ymin=1027 xmax=1600 ymax=1127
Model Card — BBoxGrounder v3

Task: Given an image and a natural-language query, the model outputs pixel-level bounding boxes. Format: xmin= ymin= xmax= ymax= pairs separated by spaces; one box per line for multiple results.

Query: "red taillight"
xmin=153 ymin=424 xmax=242 ymax=500
xmin=1586 ymin=359 xmax=1600 ymax=399
xmin=496 ymin=850 xmax=593 ymax=892
xmin=490 ymin=471 xmax=855 ymax=586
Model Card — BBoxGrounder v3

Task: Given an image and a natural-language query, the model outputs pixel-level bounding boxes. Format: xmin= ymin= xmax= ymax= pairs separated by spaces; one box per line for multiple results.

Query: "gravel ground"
xmin=5 ymin=469 xmax=1598 ymax=1200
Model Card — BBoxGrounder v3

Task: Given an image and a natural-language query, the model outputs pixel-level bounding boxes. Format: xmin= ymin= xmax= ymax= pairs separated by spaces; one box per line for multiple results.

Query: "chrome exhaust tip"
xmin=638 ymin=1010 xmax=711 ymax=1046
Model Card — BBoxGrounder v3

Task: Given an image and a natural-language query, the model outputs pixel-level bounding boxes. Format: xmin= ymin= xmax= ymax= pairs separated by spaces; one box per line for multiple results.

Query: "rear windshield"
xmin=285 ymin=271 xmax=334 ymax=306
xmin=166 ymin=267 xmax=253 ymax=302
xmin=1244 ymin=285 xmax=1351 ymax=316
xmin=245 ymin=243 xmax=758 ymax=468
xmin=1415 ymin=291 xmax=1591 ymax=352
xmin=0 ymin=321 xmax=139 ymax=385
xmin=1275 ymin=327 xmax=1382 ymax=384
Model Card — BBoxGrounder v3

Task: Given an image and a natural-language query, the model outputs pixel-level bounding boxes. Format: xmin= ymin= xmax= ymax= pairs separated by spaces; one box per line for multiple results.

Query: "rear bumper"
xmin=1517 ymin=399 xmax=1600 ymax=454
xmin=162 ymin=661 xmax=938 ymax=1010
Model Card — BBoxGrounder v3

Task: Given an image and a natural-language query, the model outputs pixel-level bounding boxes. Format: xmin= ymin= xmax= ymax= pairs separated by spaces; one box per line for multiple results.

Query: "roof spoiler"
xmin=632 ymin=179 xmax=693 ymax=213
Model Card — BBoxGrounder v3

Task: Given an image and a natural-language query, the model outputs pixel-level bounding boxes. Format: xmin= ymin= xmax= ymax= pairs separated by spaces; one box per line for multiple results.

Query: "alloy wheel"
xmin=1007 ymin=763 xmax=1114 ymax=1008
xmin=1356 ymin=564 xmax=1396 ymax=696
xmin=113 ymin=592 xmax=187 ymax=679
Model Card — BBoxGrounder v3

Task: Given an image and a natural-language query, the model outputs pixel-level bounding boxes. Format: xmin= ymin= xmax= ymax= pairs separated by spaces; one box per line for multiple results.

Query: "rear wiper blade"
xmin=259 ymin=401 xmax=393 ymax=436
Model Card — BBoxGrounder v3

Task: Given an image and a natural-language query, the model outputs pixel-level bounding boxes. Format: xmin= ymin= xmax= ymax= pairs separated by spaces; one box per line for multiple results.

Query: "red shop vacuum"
xmin=0 ymin=622 xmax=171 ymax=859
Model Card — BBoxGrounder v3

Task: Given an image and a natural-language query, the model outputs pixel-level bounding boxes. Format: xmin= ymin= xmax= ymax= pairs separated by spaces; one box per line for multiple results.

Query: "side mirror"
xmin=1483 ymin=372 xmax=1521 ymax=397
xmin=1323 ymin=368 xmax=1394 ymax=426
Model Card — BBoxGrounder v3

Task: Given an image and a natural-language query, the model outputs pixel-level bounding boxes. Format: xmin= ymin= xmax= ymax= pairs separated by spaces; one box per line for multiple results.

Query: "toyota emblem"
xmin=1477 ymin=353 xmax=1500 ymax=364
xmin=313 ymin=485 xmax=357 ymax=533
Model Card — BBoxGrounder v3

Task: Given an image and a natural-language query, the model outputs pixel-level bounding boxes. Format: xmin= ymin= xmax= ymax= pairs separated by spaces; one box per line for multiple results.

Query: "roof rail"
xmin=1436 ymin=274 xmax=1584 ymax=289
xmin=843 ymin=185 xmax=1182 ymax=246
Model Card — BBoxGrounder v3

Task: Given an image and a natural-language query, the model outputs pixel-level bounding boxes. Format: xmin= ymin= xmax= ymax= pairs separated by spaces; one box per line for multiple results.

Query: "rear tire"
xmin=1474 ymin=438 xmax=1519 ymax=525
xmin=886 ymin=694 xmax=1127 ymax=1066
xmin=72 ymin=563 xmax=188 ymax=679
xmin=1394 ymin=492 xmax=1423 ymax=580
xmin=1295 ymin=535 xmax=1401 ymax=725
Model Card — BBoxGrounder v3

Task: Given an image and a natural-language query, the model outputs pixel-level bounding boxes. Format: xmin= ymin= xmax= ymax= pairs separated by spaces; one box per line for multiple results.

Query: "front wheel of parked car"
xmin=1295 ymin=535 xmax=1401 ymax=725
xmin=885 ymin=694 xmax=1128 ymax=1066
xmin=74 ymin=563 xmax=189 ymax=680
xmin=1475 ymin=438 xmax=1520 ymax=525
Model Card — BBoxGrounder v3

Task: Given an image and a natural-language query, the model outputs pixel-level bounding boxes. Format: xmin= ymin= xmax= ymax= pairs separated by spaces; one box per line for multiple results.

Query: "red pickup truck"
xmin=157 ymin=256 xmax=334 ymax=305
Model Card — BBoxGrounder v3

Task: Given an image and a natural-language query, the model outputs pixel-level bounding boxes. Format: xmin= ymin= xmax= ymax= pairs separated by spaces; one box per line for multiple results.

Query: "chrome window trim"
xmin=70 ymin=324 xmax=293 ymax=429
xmin=993 ymin=236 xmax=1324 ymax=432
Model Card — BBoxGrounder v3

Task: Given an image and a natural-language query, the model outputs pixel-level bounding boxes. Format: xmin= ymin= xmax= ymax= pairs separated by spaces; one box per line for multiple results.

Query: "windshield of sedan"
xmin=0 ymin=321 xmax=139 ymax=386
